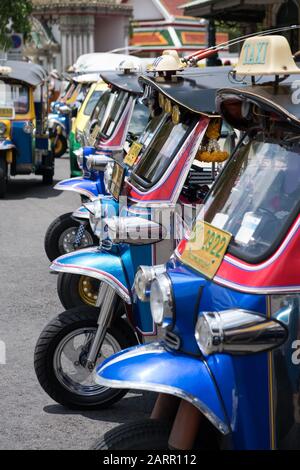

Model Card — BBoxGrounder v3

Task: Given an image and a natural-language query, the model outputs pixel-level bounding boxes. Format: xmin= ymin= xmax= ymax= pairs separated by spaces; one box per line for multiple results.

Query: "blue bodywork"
xmin=52 ymin=239 xmax=155 ymax=335
xmin=95 ymin=258 xmax=274 ymax=450
xmin=55 ymin=147 xmax=113 ymax=199
xmin=48 ymin=110 xmax=71 ymax=137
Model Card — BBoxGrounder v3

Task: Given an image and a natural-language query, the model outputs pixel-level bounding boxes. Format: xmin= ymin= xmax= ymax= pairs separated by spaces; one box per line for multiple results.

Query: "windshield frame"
xmin=83 ymin=89 xmax=104 ymax=117
xmin=98 ymin=88 xmax=131 ymax=139
xmin=130 ymin=111 xmax=197 ymax=191
xmin=0 ymin=80 xmax=30 ymax=115
xmin=201 ymin=131 xmax=300 ymax=265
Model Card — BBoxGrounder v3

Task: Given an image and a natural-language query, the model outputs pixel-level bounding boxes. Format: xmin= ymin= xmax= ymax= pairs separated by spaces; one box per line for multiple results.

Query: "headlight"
xmin=75 ymin=148 xmax=84 ymax=168
xmin=23 ymin=121 xmax=33 ymax=134
xmin=87 ymin=199 xmax=102 ymax=237
xmin=0 ymin=122 xmax=7 ymax=136
xmin=195 ymin=310 xmax=288 ymax=356
xmin=134 ymin=265 xmax=166 ymax=301
xmin=150 ymin=273 xmax=173 ymax=325
xmin=104 ymin=162 xmax=114 ymax=193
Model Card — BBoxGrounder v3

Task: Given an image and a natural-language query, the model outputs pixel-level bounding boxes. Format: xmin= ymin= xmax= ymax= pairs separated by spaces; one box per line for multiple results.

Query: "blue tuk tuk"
xmin=0 ymin=60 xmax=54 ymax=197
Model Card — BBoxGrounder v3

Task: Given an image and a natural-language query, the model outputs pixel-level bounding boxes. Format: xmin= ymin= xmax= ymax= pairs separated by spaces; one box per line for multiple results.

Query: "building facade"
xmin=27 ymin=0 xmax=133 ymax=71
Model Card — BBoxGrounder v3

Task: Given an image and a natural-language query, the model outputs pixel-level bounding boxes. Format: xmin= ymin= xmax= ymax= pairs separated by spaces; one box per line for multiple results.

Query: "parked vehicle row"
xmin=4 ymin=33 xmax=299 ymax=450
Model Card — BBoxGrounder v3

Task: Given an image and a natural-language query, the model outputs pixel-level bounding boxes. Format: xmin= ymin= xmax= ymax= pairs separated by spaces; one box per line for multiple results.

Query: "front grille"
xmin=163 ymin=330 xmax=181 ymax=351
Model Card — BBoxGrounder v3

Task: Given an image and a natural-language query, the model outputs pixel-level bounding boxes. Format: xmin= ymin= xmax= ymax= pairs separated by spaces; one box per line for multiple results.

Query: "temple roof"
xmin=32 ymin=0 xmax=132 ymax=12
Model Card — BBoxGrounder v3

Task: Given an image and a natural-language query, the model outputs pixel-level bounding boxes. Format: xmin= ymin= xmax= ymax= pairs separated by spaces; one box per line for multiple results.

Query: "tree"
xmin=0 ymin=0 xmax=32 ymax=50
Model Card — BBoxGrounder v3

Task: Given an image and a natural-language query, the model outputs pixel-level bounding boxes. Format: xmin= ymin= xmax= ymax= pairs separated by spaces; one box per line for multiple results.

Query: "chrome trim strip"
xmin=50 ymin=263 xmax=131 ymax=304
xmin=95 ymin=343 xmax=229 ymax=435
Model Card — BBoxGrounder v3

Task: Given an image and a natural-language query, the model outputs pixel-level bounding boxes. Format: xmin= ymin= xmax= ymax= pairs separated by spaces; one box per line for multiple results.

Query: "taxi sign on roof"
xmin=235 ymin=35 xmax=300 ymax=76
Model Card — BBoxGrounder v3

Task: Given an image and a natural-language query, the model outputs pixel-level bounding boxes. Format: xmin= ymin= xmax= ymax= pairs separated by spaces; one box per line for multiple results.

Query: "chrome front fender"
xmin=54 ymin=177 xmax=99 ymax=199
xmin=0 ymin=140 xmax=14 ymax=150
xmin=50 ymin=247 xmax=131 ymax=303
xmin=95 ymin=342 xmax=230 ymax=435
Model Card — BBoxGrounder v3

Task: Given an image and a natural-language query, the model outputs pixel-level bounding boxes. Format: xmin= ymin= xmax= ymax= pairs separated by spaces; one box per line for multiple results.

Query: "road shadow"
xmin=43 ymin=391 xmax=156 ymax=423
xmin=3 ymin=177 xmax=64 ymax=200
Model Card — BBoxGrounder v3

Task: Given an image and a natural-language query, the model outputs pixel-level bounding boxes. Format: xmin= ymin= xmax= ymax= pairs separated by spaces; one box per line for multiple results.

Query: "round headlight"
xmin=134 ymin=265 xmax=166 ymax=302
xmin=150 ymin=273 xmax=173 ymax=325
xmin=23 ymin=121 xmax=33 ymax=134
xmin=75 ymin=148 xmax=84 ymax=168
xmin=87 ymin=199 xmax=102 ymax=237
xmin=104 ymin=162 xmax=114 ymax=193
xmin=0 ymin=122 xmax=7 ymax=135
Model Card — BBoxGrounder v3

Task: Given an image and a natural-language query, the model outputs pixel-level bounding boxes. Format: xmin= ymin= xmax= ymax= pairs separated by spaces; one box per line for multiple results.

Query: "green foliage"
xmin=0 ymin=0 xmax=33 ymax=50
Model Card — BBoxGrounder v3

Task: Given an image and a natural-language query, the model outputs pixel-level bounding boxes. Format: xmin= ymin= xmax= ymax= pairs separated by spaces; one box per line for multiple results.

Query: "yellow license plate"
xmin=181 ymin=221 xmax=232 ymax=279
xmin=124 ymin=142 xmax=143 ymax=166
xmin=0 ymin=107 xmax=14 ymax=118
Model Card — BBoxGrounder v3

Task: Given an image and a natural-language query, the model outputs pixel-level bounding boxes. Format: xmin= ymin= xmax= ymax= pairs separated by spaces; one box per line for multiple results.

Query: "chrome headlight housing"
xmin=87 ymin=199 xmax=102 ymax=238
xmin=195 ymin=310 xmax=288 ymax=356
xmin=134 ymin=265 xmax=166 ymax=302
xmin=104 ymin=161 xmax=114 ymax=193
xmin=23 ymin=121 xmax=34 ymax=134
xmin=75 ymin=148 xmax=84 ymax=168
xmin=0 ymin=122 xmax=6 ymax=136
xmin=150 ymin=273 xmax=174 ymax=325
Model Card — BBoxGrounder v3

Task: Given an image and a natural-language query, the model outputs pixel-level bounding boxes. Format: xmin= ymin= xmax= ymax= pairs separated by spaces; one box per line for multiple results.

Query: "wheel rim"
xmin=53 ymin=137 xmax=63 ymax=155
xmin=58 ymin=227 xmax=94 ymax=255
xmin=78 ymin=276 xmax=100 ymax=306
xmin=53 ymin=327 xmax=121 ymax=397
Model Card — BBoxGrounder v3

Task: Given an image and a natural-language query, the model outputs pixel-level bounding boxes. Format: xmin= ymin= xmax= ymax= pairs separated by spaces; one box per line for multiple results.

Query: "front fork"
xmin=85 ymin=283 xmax=117 ymax=370
xmin=73 ymin=221 xmax=88 ymax=249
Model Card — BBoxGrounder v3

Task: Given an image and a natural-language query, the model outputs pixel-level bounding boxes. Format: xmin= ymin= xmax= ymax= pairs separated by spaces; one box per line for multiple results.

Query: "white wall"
xmin=131 ymin=0 xmax=163 ymax=21
xmin=94 ymin=16 xmax=128 ymax=52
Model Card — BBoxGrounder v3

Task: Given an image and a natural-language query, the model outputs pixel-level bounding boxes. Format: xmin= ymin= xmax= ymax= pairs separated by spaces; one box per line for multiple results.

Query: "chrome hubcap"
xmin=58 ymin=226 xmax=93 ymax=254
xmin=53 ymin=327 xmax=121 ymax=396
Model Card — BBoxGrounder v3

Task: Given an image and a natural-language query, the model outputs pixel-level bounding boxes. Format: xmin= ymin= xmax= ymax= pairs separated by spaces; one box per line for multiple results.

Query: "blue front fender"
xmin=95 ymin=342 xmax=230 ymax=435
xmin=51 ymin=247 xmax=131 ymax=303
xmin=54 ymin=177 xmax=100 ymax=199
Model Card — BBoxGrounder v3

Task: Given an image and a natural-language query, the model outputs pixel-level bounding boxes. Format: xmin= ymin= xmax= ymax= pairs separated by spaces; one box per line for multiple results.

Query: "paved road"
xmin=0 ymin=156 xmax=154 ymax=450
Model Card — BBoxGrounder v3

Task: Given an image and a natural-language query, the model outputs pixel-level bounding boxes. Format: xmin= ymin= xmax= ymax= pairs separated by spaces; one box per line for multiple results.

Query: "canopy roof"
xmin=182 ymin=0 xmax=281 ymax=22
xmin=217 ymin=80 xmax=300 ymax=130
xmin=100 ymin=71 xmax=143 ymax=95
xmin=139 ymin=66 xmax=239 ymax=116
xmin=0 ymin=60 xmax=48 ymax=86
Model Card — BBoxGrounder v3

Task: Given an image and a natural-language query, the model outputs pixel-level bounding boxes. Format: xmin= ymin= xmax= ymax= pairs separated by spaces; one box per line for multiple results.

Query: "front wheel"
xmin=44 ymin=212 xmax=98 ymax=262
xmin=91 ymin=419 xmax=171 ymax=450
xmin=52 ymin=134 xmax=67 ymax=158
xmin=57 ymin=272 xmax=100 ymax=309
xmin=34 ymin=306 xmax=138 ymax=410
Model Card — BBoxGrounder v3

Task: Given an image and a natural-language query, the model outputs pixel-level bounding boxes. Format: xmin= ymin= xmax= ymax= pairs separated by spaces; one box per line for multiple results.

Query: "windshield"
xmin=99 ymin=89 xmax=130 ymax=138
xmin=132 ymin=112 xmax=196 ymax=188
xmin=202 ymin=132 xmax=300 ymax=263
xmin=84 ymin=89 xmax=104 ymax=116
xmin=0 ymin=81 xmax=29 ymax=114
xmin=128 ymin=100 xmax=150 ymax=137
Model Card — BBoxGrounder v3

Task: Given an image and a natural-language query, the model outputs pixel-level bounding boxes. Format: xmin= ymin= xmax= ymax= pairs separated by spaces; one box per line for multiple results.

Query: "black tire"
xmin=91 ymin=419 xmax=171 ymax=450
xmin=44 ymin=212 xmax=98 ymax=262
xmin=42 ymin=171 xmax=53 ymax=185
xmin=52 ymin=135 xmax=67 ymax=158
xmin=0 ymin=157 xmax=7 ymax=198
xmin=57 ymin=272 xmax=100 ymax=309
xmin=34 ymin=306 xmax=138 ymax=410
